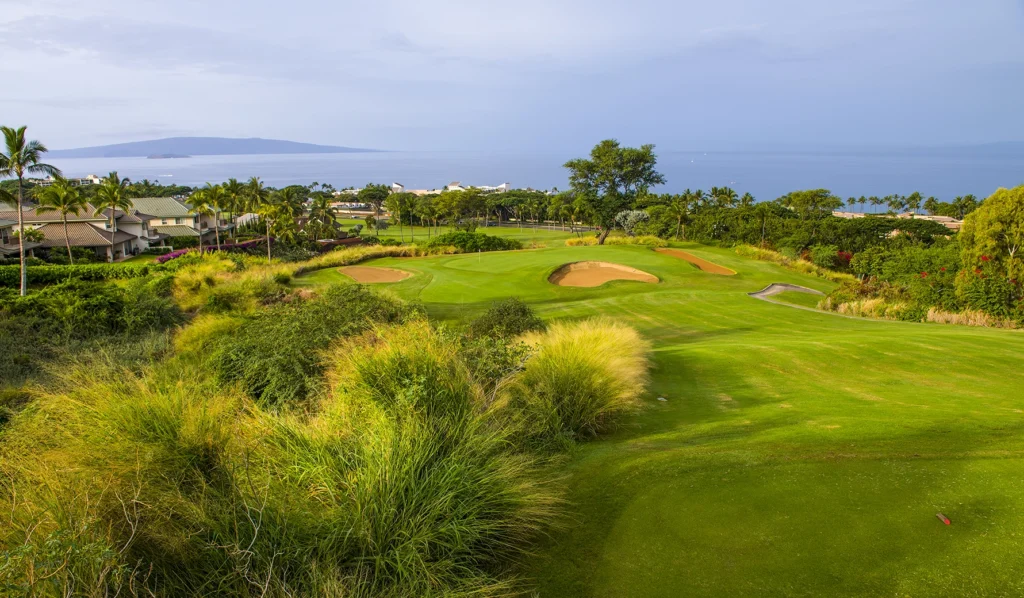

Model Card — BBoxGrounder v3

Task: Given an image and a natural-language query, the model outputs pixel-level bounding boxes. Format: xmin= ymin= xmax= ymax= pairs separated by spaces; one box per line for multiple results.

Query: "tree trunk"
xmin=109 ymin=209 xmax=116 ymax=262
xmin=675 ymin=215 xmax=682 ymax=240
xmin=63 ymin=214 xmax=73 ymax=264
xmin=398 ymin=209 xmax=403 ymax=242
xmin=597 ymin=227 xmax=611 ymax=245
xmin=266 ymin=220 xmax=272 ymax=263
xmin=17 ymin=176 xmax=26 ymax=296
xmin=215 ymin=211 xmax=221 ymax=250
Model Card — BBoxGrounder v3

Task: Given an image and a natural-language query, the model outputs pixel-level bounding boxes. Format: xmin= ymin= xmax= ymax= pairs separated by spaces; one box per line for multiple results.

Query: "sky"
xmin=1 ymin=0 xmax=1023 ymax=152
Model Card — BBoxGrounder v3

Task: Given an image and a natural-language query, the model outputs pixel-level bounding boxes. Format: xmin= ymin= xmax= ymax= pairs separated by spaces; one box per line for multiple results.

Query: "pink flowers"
xmin=920 ymin=272 xmax=928 ymax=278
xmin=940 ymin=267 xmax=946 ymax=272
xmin=981 ymin=255 xmax=991 ymax=262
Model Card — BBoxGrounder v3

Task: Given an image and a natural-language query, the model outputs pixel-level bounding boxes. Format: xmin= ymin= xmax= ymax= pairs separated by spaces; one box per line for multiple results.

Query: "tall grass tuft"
xmin=504 ymin=317 xmax=652 ymax=448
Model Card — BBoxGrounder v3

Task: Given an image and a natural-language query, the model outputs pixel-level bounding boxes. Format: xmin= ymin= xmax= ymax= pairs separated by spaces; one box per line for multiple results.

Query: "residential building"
xmin=0 ymin=205 xmax=152 ymax=260
xmin=130 ymin=197 xmax=232 ymax=242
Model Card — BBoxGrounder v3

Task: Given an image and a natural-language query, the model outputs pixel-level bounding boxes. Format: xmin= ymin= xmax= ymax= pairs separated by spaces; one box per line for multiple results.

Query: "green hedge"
xmin=425 ymin=232 xmax=522 ymax=253
xmin=0 ymin=264 xmax=156 ymax=287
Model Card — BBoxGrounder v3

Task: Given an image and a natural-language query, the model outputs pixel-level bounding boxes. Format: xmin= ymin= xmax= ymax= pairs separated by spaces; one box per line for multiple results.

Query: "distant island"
xmin=49 ymin=136 xmax=380 ymax=159
xmin=147 ymin=153 xmax=191 ymax=159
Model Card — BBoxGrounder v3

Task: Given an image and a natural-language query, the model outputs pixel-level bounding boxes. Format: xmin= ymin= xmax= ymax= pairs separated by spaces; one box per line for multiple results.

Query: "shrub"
xmin=504 ymin=317 xmax=651 ymax=448
xmin=425 ymin=232 xmax=522 ymax=253
xmin=810 ymin=244 xmax=840 ymax=269
xmin=605 ymin=235 xmax=668 ymax=247
xmin=142 ymin=246 xmax=175 ymax=255
xmin=0 ymin=263 xmax=155 ymax=287
xmin=468 ymin=297 xmax=546 ymax=339
xmin=565 ymin=236 xmax=598 ymax=246
xmin=213 ymin=285 xmax=409 ymax=406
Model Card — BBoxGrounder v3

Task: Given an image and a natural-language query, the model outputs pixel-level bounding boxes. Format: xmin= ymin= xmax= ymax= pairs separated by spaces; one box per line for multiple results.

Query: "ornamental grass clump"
xmin=213 ymin=284 xmax=409 ymax=407
xmin=505 ymin=317 xmax=651 ymax=448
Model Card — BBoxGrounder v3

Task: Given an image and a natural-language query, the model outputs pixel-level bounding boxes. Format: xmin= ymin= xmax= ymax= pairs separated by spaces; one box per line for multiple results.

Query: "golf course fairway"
xmin=299 ymin=242 xmax=1024 ymax=597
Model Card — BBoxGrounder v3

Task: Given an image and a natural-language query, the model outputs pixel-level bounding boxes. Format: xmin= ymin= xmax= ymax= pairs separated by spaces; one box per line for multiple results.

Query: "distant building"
xmin=832 ymin=210 xmax=962 ymax=232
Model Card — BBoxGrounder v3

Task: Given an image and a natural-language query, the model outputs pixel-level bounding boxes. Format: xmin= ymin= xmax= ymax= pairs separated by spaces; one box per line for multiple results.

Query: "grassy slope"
xmin=297 ymin=242 xmax=1024 ymax=597
xmin=771 ymin=289 xmax=824 ymax=309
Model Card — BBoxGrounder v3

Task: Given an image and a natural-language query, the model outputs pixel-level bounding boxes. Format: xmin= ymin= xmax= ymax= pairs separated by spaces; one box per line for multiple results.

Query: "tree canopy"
xmin=564 ymin=139 xmax=664 ymax=243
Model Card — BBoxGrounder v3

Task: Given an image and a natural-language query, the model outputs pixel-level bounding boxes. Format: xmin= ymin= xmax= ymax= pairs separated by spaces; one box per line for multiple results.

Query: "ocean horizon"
xmin=44 ymin=149 xmax=1024 ymax=201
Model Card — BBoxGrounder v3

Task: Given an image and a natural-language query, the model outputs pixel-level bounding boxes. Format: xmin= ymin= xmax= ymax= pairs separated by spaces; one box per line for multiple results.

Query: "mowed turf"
xmin=298 ymin=243 xmax=1024 ymax=597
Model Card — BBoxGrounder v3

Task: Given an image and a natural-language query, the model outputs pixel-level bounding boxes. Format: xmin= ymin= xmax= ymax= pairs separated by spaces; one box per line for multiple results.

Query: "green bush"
xmin=469 ymin=297 xmax=545 ymax=339
xmin=213 ymin=285 xmax=409 ymax=406
xmin=0 ymin=263 xmax=155 ymax=287
xmin=425 ymin=232 xmax=522 ymax=253
xmin=810 ymin=244 xmax=840 ymax=269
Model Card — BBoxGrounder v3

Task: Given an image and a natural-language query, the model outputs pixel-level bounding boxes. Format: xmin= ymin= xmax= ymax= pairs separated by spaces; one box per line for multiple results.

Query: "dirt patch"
xmin=549 ymin=261 xmax=659 ymax=287
xmin=655 ymin=248 xmax=736 ymax=275
xmin=339 ymin=266 xmax=412 ymax=283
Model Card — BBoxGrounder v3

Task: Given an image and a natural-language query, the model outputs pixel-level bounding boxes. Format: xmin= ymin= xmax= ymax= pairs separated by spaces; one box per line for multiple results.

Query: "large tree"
xmin=35 ymin=175 xmax=89 ymax=263
xmin=564 ymin=140 xmax=665 ymax=244
xmin=0 ymin=126 xmax=61 ymax=295
xmin=959 ymin=185 xmax=1024 ymax=282
xmin=95 ymin=172 xmax=133 ymax=261
xmin=357 ymin=183 xmax=390 ymax=233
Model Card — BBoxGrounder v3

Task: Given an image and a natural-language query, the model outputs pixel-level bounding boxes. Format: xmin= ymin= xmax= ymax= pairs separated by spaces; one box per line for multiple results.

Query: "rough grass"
xmin=505 ymin=318 xmax=651 ymax=448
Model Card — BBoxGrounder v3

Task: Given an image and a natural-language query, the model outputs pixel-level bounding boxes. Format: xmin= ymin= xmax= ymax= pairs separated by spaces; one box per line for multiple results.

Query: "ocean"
xmin=44 ymin=150 xmax=1024 ymax=201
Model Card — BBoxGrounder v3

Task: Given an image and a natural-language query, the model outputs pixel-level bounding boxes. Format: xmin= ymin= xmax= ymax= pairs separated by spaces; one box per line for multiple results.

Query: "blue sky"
xmin=1 ymin=0 xmax=1022 ymax=152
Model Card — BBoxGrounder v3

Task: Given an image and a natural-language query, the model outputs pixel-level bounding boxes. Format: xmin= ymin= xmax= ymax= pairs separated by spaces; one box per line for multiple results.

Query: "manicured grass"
xmin=119 ymin=254 xmax=158 ymax=264
xmin=337 ymin=218 xmax=578 ymax=246
xmin=296 ymin=242 xmax=1024 ymax=597
xmin=771 ymin=289 xmax=824 ymax=308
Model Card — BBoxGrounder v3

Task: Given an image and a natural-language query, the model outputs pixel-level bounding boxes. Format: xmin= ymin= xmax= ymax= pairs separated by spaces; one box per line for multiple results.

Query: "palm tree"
xmin=35 ymin=175 xmax=88 ymax=263
xmin=245 ymin=177 xmax=272 ymax=262
xmin=307 ymin=192 xmax=337 ymax=241
xmin=222 ymin=178 xmax=245 ymax=240
xmin=188 ymin=188 xmax=214 ymax=254
xmin=0 ymin=126 xmax=61 ymax=295
xmin=664 ymin=193 xmax=692 ymax=240
xmin=740 ymin=192 xmax=755 ymax=208
xmin=95 ymin=172 xmax=133 ymax=261
xmin=200 ymin=183 xmax=226 ymax=250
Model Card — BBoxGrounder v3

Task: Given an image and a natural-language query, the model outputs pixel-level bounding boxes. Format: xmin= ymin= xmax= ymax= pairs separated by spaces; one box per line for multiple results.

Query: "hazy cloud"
xmin=1 ymin=0 xmax=1022 ymax=150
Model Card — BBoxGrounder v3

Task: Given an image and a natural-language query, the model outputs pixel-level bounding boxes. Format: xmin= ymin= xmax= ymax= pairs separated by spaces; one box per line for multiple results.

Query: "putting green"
xmin=297 ymin=242 xmax=1024 ymax=597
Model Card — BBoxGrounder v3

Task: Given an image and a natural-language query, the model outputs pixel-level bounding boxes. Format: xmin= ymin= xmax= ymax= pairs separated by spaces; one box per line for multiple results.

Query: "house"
xmin=130 ymin=197 xmax=232 ymax=242
xmin=0 ymin=205 xmax=152 ymax=260
xmin=895 ymin=212 xmax=963 ymax=232
xmin=0 ymin=218 xmax=44 ymax=258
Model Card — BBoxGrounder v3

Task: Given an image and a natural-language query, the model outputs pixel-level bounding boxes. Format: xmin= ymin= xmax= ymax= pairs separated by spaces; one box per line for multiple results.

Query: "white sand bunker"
xmin=549 ymin=261 xmax=659 ymax=287
xmin=340 ymin=266 xmax=412 ymax=283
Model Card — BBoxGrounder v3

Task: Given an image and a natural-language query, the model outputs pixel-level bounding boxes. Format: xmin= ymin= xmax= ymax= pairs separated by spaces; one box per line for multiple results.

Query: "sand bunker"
xmin=655 ymin=248 xmax=736 ymax=275
xmin=549 ymin=261 xmax=658 ymax=287
xmin=339 ymin=266 xmax=412 ymax=283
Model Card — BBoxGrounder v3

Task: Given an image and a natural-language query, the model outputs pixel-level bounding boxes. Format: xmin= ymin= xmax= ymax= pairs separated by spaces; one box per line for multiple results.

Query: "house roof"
xmin=0 ymin=242 xmax=44 ymax=255
xmin=154 ymin=224 xmax=201 ymax=237
xmin=129 ymin=197 xmax=192 ymax=218
xmin=0 ymin=219 xmax=15 ymax=228
xmin=36 ymin=222 xmax=138 ymax=248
